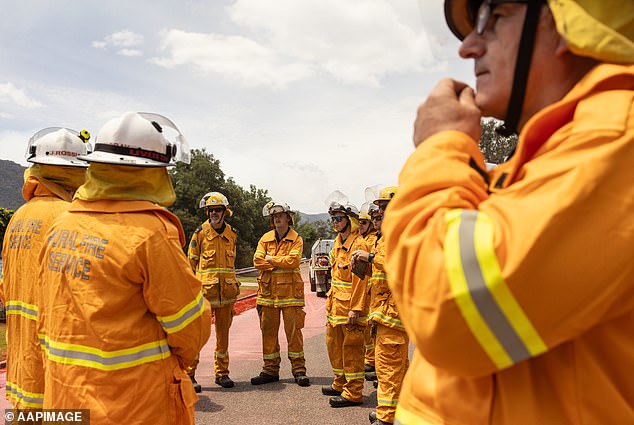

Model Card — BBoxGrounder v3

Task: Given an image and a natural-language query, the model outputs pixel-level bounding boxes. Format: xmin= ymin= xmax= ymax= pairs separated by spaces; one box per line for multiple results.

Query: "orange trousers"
xmin=257 ymin=305 xmax=306 ymax=376
xmin=188 ymin=304 xmax=234 ymax=377
xmin=375 ymin=324 xmax=409 ymax=423
xmin=326 ymin=323 xmax=366 ymax=402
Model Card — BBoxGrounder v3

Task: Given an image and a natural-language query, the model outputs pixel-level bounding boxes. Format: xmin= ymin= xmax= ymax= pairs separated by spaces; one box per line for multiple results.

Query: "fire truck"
xmin=308 ymin=239 xmax=334 ymax=297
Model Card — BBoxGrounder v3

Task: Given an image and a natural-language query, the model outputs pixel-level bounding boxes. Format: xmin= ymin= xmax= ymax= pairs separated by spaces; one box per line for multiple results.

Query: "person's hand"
xmin=351 ymin=250 xmax=370 ymax=264
xmin=347 ymin=310 xmax=359 ymax=325
xmin=413 ymin=79 xmax=482 ymax=146
xmin=265 ymin=255 xmax=273 ymax=263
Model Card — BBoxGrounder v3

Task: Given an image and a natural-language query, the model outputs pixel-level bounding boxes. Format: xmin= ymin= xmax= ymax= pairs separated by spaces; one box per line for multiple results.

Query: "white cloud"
xmin=228 ymin=0 xmax=436 ymax=86
xmin=0 ymin=82 xmax=42 ymax=108
xmin=92 ymin=30 xmax=144 ymax=56
xmin=106 ymin=30 xmax=144 ymax=47
xmin=117 ymin=49 xmax=143 ymax=57
xmin=151 ymin=30 xmax=312 ymax=88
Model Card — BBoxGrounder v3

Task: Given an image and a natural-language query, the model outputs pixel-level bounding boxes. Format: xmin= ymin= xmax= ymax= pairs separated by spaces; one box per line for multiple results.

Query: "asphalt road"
xmin=193 ymin=265 xmax=379 ymax=425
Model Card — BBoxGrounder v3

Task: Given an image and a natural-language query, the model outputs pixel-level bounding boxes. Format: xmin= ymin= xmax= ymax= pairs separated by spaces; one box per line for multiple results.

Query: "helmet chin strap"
xmin=496 ymin=0 xmax=543 ymax=137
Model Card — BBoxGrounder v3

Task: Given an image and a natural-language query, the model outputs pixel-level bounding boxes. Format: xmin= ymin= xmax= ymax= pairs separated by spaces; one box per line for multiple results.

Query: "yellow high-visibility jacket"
xmin=1 ymin=177 xmax=73 ymax=408
xmin=253 ymin=228 xmax=304 ymax=308
xmin=383 ymin=64 xmax=634 ymax=424
xmin=37 ymin=199 xmax=211 ymax=425
xmin=327 ymin=230 xmax=369 ymax=326
xmin=188 ymin=220 xmax=240 ymax=307
xmin=369 ymin=236 xmax=404 ymax=330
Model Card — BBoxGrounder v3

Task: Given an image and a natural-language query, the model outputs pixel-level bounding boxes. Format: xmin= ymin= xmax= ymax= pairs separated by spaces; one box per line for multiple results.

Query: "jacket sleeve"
xmin=141 ymin=225 xmax=211 ymax=369
xmin=350 ymin=238 xmax=369 ymax=312
xmin=372 ymin=238 xmax=386 ymax=273
xmin=269 ymin=236 xmax=302 ymax=269
xmin=187 ymin=231 xmax=200 ymax=272
xmin=253 ymin=237 xmax=274 ymax=271
xmin=384 ymin=119 xmax=634 ymax=378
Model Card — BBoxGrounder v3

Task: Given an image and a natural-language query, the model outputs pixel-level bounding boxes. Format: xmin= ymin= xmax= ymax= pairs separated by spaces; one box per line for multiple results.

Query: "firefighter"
xmin=37 ymin=112 xmax=211 ymax=424
xmin=383 ymin=1 xmax=634 ymax=424
xmin=251 ymin=201 xmax=310 ymax=387
xmin=1 ymin=127 xmax=90 ymax=409
xmin=354 ymin=186 xmax=409 ymax=425
xmin=187 ymin=191 xmax=239 ymax=391
xmin=358 ymin=202 xmax=378 ymax=381
xmin=322 ymin=191 xmax=369 ymax=408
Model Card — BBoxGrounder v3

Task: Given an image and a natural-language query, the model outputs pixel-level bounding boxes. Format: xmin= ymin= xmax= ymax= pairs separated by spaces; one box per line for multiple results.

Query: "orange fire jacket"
xmin=188 ymin=220 xmax=239 ymax=306
xmin=1 ymin=177 xmax=73 ymax=408
xmin=37 ymin=199 xmax=211 ymax=424
xmin=327 ymin=230 xmax=370 ymax=325
xmin=383 ymin=64 xmax=634 ymax=424
xmin=253 ymin=228 xmax=305 ymax=308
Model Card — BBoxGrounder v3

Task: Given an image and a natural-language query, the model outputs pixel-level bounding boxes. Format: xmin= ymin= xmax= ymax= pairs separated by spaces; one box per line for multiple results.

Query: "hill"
xmin=0 ymin=160 xmax=25 ymax=210
xmin=298 ymin=212 xmax=330 ymax=224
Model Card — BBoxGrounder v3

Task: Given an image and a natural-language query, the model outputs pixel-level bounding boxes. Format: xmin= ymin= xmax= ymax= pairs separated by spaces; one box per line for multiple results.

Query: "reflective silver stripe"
xmin=159 ymin=293 xmax=204 ymax=333
xmin=6 ymin=382 xmax=44 ymax=407
xmin=40 ymin=338 xmax=171 ymax=368
xmin=6 ymin=303 xmax=38 ymax=319
xmin=458 ymin=210 xmax=532 ymax=363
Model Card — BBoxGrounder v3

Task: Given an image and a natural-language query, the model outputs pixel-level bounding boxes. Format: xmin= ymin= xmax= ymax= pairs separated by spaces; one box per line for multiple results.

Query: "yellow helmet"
xmin=199 ymin=192 xmax=233 ymax=216
xmin=373 ymin=186 xmax=398 ymax=205
xmin=444 ymin=0 xmax=633 ymax=64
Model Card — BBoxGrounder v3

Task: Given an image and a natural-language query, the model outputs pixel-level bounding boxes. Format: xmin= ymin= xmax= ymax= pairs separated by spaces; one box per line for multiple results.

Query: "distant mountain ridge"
xmin=298 ymin=212 xmax=330 ymax=224
xmin=0 ymin=160 xmax=26 ymax=210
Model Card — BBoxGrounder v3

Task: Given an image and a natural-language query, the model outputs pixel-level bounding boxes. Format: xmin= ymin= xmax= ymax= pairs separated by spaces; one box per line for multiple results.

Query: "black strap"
xmin=93 ymin=143 xmax=173 ymax=164
xmin=496 ymin=0 xmax=543 ymax=136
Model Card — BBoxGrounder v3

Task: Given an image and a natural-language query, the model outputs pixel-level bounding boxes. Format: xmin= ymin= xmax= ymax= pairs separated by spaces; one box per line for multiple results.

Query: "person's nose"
xmin=459 ymin=30 xmax=485 ymax=59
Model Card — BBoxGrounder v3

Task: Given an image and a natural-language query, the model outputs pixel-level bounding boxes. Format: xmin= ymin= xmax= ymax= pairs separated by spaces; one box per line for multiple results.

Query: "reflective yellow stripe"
xmin=157 ymin=291 xmax=205 ymax=334
xmin=332 ymin=368 xmax=344 ymax=375
xmin=345 ymin=371 xmax=364 ymax=380
xmin=255 ymin=250 xmax=266 ymax=256
xmin=6 ymin=381 xmax=44 ymax=408
xmin=257 ymin=298 xmax=304 ymax=307
xmin=444 ymin=210 xmax=546 ymax=369
xmin=197 ymin=268 xmax=235 ymax=274
xmin=5 ymin=300 xmax=38 ymax=320
xmin=208 ymin=299 xmax=237 ymax=307
xmin=331 ymin=280 xmax=352 ymax=288
xmin=327 ymin=315 xmax=368 ymax=326
xmin=214 ymin=351 xmax=228 ymax=358
xmin=263 ymin=352 xmax=280 ymax=360
xmin=287 ymin=351 xmax=304 ymax=358
xmin=290 ymin=250 xmax=301 ymax=255
xmin=39 ymin=335 xmax=171 ymax=371
xmin=378 ymin=397 xmax=399 ymax=406
xmin=369 ymin=311 xmax=404 ymax=329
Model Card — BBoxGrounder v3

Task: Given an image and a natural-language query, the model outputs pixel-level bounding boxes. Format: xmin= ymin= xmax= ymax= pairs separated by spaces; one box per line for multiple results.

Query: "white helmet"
xmin=262 ymin=200 xmax=292 ymax=217
xmin=80 ymin=111 xmax=190 ymax=167
xmin=325 ymin=190 xmax=359 ymax=218
xmin=358 ymin=202 xmax=379 ymax=220
xmin=25 ymin=127 xmax=91 ymax=168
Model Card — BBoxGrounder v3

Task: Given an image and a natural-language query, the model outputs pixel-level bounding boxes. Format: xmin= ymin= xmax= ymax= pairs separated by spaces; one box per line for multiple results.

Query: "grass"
xmin=238 ymin=276 xmax=258 ymax=284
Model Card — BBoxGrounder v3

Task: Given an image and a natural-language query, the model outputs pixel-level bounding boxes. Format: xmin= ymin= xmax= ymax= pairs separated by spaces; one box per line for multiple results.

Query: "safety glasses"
xmin=371 ymin=215 xmax=383 ymax=222
xmin=359 ymin=220 xmax=370 ymax=226
xmin=331 ymin=216 xmax=346 ymax=223
xmin=474 ymin=0 xmax=529 ymax=35
xmin=208 ymin=207 xmax=225 ymax=213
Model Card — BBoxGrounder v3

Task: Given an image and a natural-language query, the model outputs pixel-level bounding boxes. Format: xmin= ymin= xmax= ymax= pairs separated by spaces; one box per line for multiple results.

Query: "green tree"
xmin=478 ymin=118 xmax=518 ymax=164
xmin=168 ymin=149 xmax=271 ymax=268
xmin=0 ymin=208 xmax=15 ymax=253
xmin=295 ymin=216 xmax=336 ymax=258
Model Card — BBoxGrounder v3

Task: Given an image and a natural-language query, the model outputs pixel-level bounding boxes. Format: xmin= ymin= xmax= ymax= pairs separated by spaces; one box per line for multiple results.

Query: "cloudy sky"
xmin=0 ymin=0 xmax=474 ymax=213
